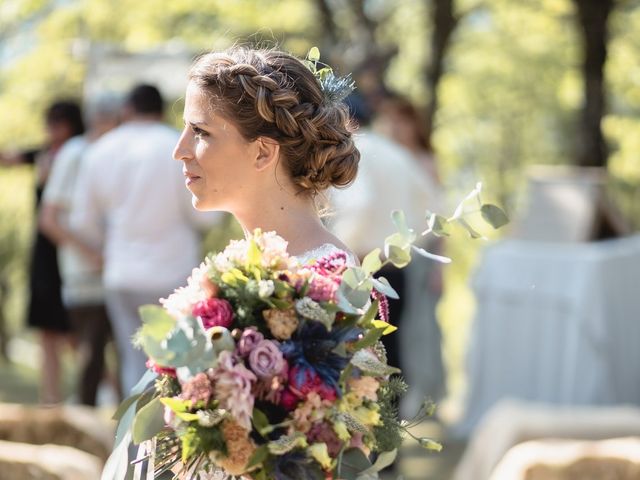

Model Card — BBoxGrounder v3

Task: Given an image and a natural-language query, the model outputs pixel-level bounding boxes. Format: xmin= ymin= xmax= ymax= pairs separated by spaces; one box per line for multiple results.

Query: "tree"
xmin=572 ymin=0 xmax=615 ymax=167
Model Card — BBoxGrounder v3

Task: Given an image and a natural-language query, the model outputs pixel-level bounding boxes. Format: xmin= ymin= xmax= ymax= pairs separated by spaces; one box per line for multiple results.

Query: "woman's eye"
xmin=190 ymin=125 xmax=208 ymax=138
xmin=193 ymin=127 xmax=207 ymax=137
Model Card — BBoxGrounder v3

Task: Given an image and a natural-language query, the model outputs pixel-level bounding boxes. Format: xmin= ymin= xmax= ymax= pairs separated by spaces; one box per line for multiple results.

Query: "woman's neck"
xmin=233 ymin=191 xmax=332 ymax=257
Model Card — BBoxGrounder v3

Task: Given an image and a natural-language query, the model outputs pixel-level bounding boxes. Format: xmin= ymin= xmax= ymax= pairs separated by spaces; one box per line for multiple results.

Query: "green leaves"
xmin=252 ymin=408 xmax=271 ymax=437
xmin=338 ymin=266 xmax=373 ymax=310
xmin=426 ymin=212 xmax=450 ymax=237
xmin=360 ymin=448 xmax=398 ymax=474
xmin=136 ymin=311 xmax=216 ymax=375
xmin=362 ymin=248 xmax=382 ymax=275
xmin=308 ymin=46 xmax=321 ymax=62
xmin=137 ymin=305 xmax=175 ymax=343
xmin=336 ymin=447 xmax=373 ymax=480
xmin=132 ymin=397 xmax=165 ymax=444
xmin=481 ymin=203 xmax=509 ymax=229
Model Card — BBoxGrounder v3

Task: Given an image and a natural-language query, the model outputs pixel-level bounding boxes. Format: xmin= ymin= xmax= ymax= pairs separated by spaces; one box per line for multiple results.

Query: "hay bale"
xmin=0 ymin=403 xmax=114 ymax=461
xmin=0 ymin=440 xmax=103 ymax=479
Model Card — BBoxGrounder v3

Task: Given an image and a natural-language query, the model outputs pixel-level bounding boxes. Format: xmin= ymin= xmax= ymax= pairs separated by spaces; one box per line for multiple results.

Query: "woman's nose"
xmin=173 ymin=129 xmax=193 ymax=162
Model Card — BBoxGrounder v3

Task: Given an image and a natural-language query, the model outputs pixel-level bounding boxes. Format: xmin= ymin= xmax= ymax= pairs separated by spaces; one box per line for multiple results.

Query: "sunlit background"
xmin=1 ymin=0 xmax=639 ymax=478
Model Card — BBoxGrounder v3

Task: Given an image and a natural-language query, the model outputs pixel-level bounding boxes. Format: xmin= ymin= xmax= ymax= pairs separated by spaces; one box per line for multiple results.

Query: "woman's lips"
xmin=184 ymin=172 xmax=201 ymax=186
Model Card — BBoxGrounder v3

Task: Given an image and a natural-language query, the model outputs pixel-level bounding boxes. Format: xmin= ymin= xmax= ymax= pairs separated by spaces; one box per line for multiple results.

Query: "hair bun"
xmin=189 ymin=47 xmax=360 ymax=195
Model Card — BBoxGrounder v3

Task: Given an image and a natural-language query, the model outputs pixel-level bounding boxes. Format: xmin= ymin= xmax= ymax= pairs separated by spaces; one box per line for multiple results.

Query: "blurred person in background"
xmin=0 ymin=100 xmax=84 ymax=404
xmin=70 ymin=84 xmax=221 ymax=395
xmin=375 ymin=94 xmax=447 ymax=408
xmin=330 ymin=93 xmax=445 ymax=411
xmin=39 ymin=93 xmax=122 ymax=406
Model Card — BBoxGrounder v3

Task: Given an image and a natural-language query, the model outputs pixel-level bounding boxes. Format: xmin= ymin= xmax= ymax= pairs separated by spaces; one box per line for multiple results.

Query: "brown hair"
xmin=188 ymin=47 xmax=360 ymax=195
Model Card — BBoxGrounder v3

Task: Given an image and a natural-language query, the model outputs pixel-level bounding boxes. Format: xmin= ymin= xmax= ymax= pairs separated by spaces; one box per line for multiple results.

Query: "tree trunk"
xmin=424 ymin=0 xmax=458 ymax=153
xmin=573 ymin=0 xmax=614 ymax=167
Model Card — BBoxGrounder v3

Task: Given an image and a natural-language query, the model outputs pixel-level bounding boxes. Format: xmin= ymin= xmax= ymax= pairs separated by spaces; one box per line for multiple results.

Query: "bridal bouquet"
xmin=102 ymin=185 xmax=507 ymax=480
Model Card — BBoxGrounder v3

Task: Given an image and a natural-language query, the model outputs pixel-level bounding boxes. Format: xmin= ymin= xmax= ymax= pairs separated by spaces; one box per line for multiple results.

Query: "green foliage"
xmin=132 ymin=396 xmax=165 ymax=444
xmin=373 ymin=376 xmax=408 ymax=452
xmin=179 ymin=423 xmax=227 ymax=463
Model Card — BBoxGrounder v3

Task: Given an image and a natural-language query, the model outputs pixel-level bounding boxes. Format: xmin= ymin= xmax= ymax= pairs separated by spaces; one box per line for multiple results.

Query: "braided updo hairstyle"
xmin=188 ymin=47 xmax=360 ymax=195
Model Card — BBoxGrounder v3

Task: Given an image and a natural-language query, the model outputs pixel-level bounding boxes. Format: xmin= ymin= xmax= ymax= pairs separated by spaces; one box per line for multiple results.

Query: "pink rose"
xmin=192 ymin=298 xmax=234 ymax=329
xmin=288 ymin=366 xmax=337 ymax=402
xmin=236 ymin=327 xmax=264 ymax=357
xmin=249 ymin=340 xmax=287 ymax=380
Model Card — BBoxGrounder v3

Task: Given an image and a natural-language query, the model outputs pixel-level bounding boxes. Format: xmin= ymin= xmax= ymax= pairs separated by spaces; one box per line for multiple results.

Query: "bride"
xmin=169 ymin=48 xmax=362 ymax=479
xmin=173 ymin=47 xmax=359 ymax=266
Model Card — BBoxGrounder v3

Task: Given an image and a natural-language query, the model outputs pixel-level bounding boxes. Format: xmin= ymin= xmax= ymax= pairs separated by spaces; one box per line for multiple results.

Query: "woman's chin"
xmin=192 ymin=195 xmax=224 ymax=212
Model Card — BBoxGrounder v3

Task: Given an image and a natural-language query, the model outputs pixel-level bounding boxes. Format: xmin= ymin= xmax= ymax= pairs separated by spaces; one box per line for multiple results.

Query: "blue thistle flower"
xmin=280 ymin=321 xmax=360 ymax=393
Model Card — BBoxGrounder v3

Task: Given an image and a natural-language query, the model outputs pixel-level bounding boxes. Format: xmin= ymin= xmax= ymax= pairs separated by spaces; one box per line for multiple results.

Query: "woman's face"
xmin=174 ymin=81 xmax=258 ymax=211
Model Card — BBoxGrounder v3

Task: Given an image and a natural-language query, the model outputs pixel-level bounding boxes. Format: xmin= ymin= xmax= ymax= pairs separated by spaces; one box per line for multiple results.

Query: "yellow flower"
xmin=352 ymin=404 xmax=381 ymax=427
xmin=308 ymin=443 xmax=333 ymax=470
xmin=338 ymin=392 xmax=364 ymax=412
xmin=332 ymin=420 xmax=351 ymax=442
xmin=263 ymin=307 xmax=299 ymax=340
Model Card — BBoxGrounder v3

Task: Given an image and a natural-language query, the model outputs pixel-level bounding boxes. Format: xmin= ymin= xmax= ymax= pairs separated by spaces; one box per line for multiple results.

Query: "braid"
xmin=189 ymin=47 xmax=360 ymax=195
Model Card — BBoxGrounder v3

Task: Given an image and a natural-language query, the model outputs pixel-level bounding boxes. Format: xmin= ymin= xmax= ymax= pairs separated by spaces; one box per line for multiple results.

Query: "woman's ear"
xmin=254 ymin=137 xmax=280 ymax=171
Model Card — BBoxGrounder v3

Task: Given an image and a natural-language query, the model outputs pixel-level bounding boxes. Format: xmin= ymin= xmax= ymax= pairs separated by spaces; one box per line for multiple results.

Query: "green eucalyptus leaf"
xmin=450 ymin=182 xmax=483 ymax=220
xmin=339 ymin=267 xmax=373 ymax=309
xmin=371 ymin=277 xmax=399 ymax=299
xmin=358 ymin=298 xmax=379 ymax=327
xmin=308 ymin=46 xmax=321 ymax=62
xmin=138 ymin=305 xmax=175 ymax=340
xmin=362 ymin=248 xmax=382 ymax=275
xmin=360 ymin=448 xmax=398 ymax=474
xmin=100 ymin=430 xmax=131 ymax=480
xmin=336 ymin=290 xmax=360 ymax=314
xmin=252 ymin=408 xmax=270 ymax=437
xmin=354 ymin=327 xmax=386 ymax=350
xmin=391 ymin=210 xmax=416 ymax=243
xmin=387 ymin=245 xmax=411 ymax=268
xmin=135 ymin=386 xmax=157 ymax=413
xmin=161 ymin=316 xmax=216 ymax=372
xmin=336 ymin=447 xmax=373 ymax=480
xmin=132 ymin=397 xmax=165 ymax=444
xmin=112 ymin=392 xmax=142 ymax=422
xmin=480 ymin=203 xmax=509 ymax=229
xmin=427 ymin=212 xmax=450 ymax=237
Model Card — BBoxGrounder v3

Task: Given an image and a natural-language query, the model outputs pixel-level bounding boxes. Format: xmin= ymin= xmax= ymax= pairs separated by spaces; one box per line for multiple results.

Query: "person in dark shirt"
xmin=1 ymin=100 xmax=84 ymax=404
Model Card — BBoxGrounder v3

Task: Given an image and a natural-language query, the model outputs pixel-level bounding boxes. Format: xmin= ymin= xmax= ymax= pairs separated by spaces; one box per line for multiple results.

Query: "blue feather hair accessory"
xmin=303 ymin=47 xmax=356 ymax=104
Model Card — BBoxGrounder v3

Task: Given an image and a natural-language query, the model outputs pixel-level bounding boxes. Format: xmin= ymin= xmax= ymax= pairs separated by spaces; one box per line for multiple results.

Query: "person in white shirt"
xmin=71 ymin=84 xmax=220 ymax=394
xmin=329 ymin=94 xmax=445 ymax=415
xmin=40 ymin=94 xmax=120 ymax=405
